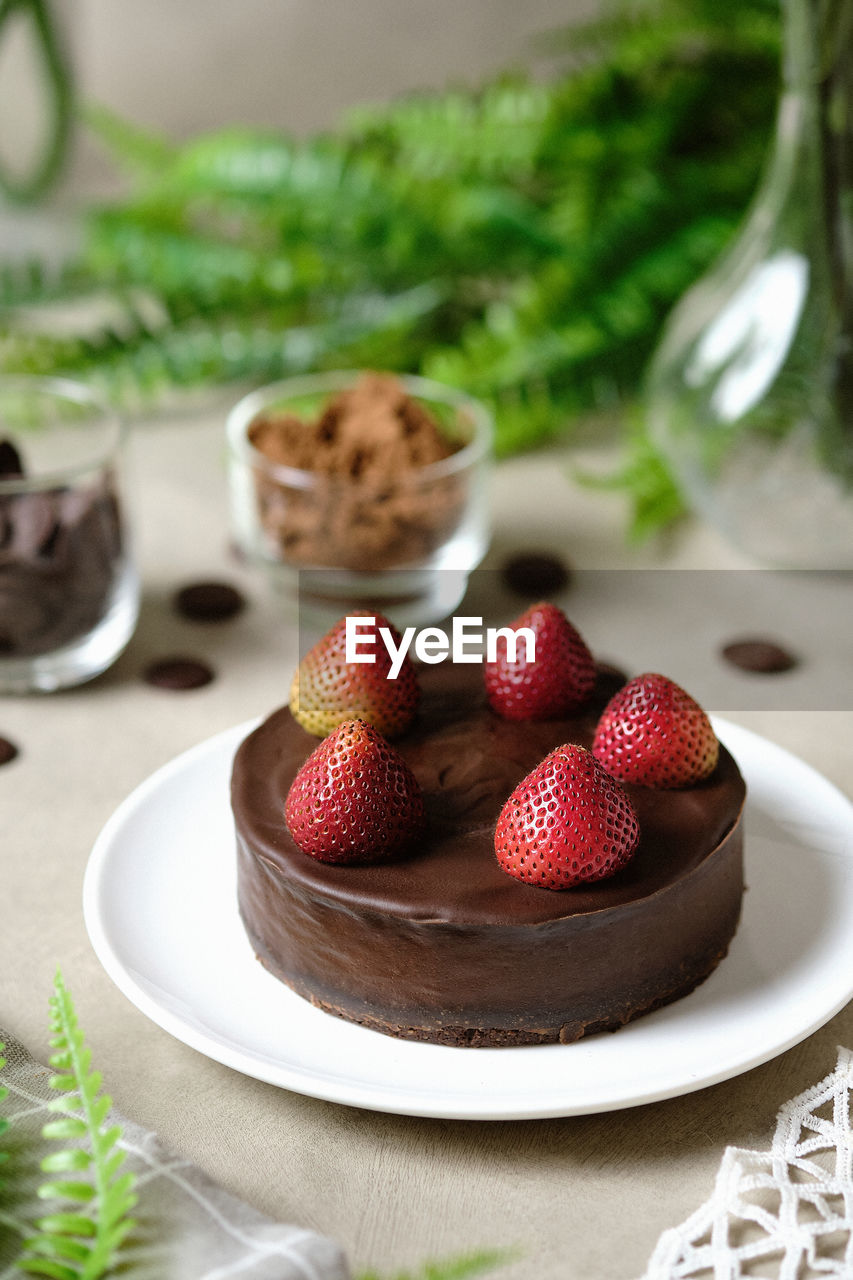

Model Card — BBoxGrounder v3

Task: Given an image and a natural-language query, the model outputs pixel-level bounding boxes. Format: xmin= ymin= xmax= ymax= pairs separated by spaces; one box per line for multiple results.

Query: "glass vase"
xmin=646 ymin=0 xmax=853 ymax=567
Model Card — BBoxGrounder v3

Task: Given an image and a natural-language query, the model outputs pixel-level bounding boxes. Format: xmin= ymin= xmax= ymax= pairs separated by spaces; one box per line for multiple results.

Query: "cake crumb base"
xmin=254 ymin=946 xmax=731 ymax=1048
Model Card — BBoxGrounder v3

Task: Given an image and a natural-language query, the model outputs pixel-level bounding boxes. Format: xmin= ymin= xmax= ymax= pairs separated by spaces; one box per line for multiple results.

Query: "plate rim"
xmin=82 ymin=715 xmax=853 ymax=1119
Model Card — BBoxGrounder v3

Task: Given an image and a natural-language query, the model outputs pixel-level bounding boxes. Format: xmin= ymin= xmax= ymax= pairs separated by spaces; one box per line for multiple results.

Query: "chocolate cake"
xmin=231 ymin=664 xmax=746 ymax=1047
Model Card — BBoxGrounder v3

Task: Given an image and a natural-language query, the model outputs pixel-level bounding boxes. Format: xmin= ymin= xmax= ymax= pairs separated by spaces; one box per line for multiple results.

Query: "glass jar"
xmin=0 ymin=377 xmax=139 ymax=692
xmin=647 ymin=0 xmax=853 ymax=567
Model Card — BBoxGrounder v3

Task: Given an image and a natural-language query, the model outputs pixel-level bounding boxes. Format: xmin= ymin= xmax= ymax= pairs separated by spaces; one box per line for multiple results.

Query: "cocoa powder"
xmin=247 ymin=373 xmax=467 ymax=571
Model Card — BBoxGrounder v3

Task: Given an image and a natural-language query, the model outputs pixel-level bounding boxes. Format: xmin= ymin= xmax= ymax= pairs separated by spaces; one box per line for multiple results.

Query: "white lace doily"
xmin=641 ymin=1047 xmax=853 ymax=1279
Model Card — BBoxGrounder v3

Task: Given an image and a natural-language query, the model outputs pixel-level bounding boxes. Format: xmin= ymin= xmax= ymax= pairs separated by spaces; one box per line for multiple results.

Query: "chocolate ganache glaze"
xmin=232 ymin=663 xmax=746 ymax=1046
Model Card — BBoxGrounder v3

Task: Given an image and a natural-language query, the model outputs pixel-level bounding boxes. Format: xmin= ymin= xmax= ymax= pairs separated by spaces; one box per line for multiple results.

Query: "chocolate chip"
xmin=7 ymin=492 xmax=58 ymax=558
xmin=173 ymin=581 xmax=246 ymax=623
xmin=0 ymin=439 xmax=24 ymax=478
xmin=0 ymin=736 xmax=19 ymax=766
xmin=593 ymin=661 xmax=628 ymax=705
xmin=721 ymin=639 xmax=798 ymax=674
xmin=501 ymin=552 xmax=571 ymax=598
xmin=143 ymin=657 xmax=215 ymax=690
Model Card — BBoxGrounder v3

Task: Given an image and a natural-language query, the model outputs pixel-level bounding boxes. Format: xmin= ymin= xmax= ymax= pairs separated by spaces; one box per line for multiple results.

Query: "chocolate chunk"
xmin=593 ymin=661 xmax=628 ymax=705
xmin=0 ymin=736 xmax=19 ymax=766
xmin=8 ymin=492 xmax=59 ymax=558
xmin=721 ymin=639 xmax=798 ymax=674
xmin=173 ymin=581 xmax=246 ymax=623
xmin=143 ymin=657 xmax=215 ymax=690
xmin=0 ymin=584 xmax=58 ymax=649
xmin=0 ymin=476 xmax=126 ymax=658
xmin=0 ymin=439 xmax=24 ymax=477
xmin=501 ymin=552 xmax=571 ymax=598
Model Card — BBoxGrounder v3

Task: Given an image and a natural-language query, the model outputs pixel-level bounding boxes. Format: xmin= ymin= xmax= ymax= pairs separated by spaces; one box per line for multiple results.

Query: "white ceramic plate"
xmin=83 ymin=717 xmax=853 ymax=1119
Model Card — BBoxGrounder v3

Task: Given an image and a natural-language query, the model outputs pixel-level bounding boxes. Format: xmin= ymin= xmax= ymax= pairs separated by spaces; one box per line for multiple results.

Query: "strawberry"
xmin=592 ymin=672 xmax=719 ymax=789
xmin=290 ymin=610 xmax=419 ymax=738
xmin=484 ymin=602 xmax=596 ymax=721
xmin=494 ymin=744 xmax=639 ymax=889
xmin=284 ymin=718 xmax=425 ymax=863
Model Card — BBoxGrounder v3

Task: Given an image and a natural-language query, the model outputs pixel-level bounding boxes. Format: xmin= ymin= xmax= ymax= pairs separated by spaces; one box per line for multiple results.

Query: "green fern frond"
xmin=16 ymin=972 xmax=137 ymax=1280
xmin=81 ymin=102 xmax=176 ymax=180
xmin=2 ymin=282 xmax=446 ymax=413
xmin=575 ymin=408 xmax=686 ymax=540
xmin=0 ymin=1041 xmax=9 ymax=1178
xmin=356 ymin=1247 xmax=516 ymax=1280
xmin=342 ymin=76 xmax=552 ymax=187
xmin=0 ymin=259 xmax=96 ymax=310
xmin=0 ymin=1043 xmax=34 ymax=1246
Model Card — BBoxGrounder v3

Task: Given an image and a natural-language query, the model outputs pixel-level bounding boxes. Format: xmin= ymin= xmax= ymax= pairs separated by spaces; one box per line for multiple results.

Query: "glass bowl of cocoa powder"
xmin=226 ymin=370 xmax=492 ymax=625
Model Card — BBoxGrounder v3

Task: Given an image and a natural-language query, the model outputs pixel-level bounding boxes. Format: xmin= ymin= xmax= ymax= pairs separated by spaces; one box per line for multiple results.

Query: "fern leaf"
xmin=35 ymin=1216 xmax=95 ymax=1240
xmin=40 ymin=1119 xmax=88 ymax=1143
xmin=88 ymin=1100 xmax=111 ymax=1132
xmin=36 ymin=1180 xmax=95 ymax=1203
xmin=20 ymin=1233 xmax=92 ymax=1264
xmin=0 ymin=258 xmax=94 ymax=309
xmin=0 ymin=1043 xmax=8 ymax=1185
xmin=17 ymin=972 xmax=137 ymax=1280
xmin=575 ymin=409 xmax=686 ymax=540
xmin=355 ymin=1249 xmax=515 ymax=1280
xmin=40 ymin=1150 xmax=92 ymax=1174
xmin=420 ymin=1252 xmax=515 ymax=1280
xmin=0 ymin=1044 xmax=8 ymax=1120
xmin=45 ymin=1077 xmax=78 ymax=1096
xmin=16 ymin=1259 xmax=78 ymax=1280
xmin=82 ymin=102 xmax=175 ymax=179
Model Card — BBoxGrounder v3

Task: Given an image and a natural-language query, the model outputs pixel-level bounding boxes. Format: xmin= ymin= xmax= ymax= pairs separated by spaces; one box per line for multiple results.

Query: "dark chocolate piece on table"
xmin=501 ymin=551 xmax=571 ymax=598
xmin=143 ymin=657 xmax=215 ymax=690
xmin=592 ymin=661 xmax=628 ymax=705
xmin=721 ymin=638 xmax=798 ymax=674
xmin=0 ymin=439 xmax=24 ymax=478
xmin=174 ymin=581 xmax=246 ymax=623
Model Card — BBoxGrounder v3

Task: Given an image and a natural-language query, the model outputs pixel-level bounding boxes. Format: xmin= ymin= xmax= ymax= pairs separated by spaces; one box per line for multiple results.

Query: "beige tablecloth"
xmin=2 ymin=403 xmax=852 ymax=1279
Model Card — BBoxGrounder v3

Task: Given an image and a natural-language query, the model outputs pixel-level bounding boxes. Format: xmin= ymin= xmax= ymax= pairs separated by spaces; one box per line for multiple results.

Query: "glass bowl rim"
xmin=0 ymin=375 xmax=125 ymax=494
